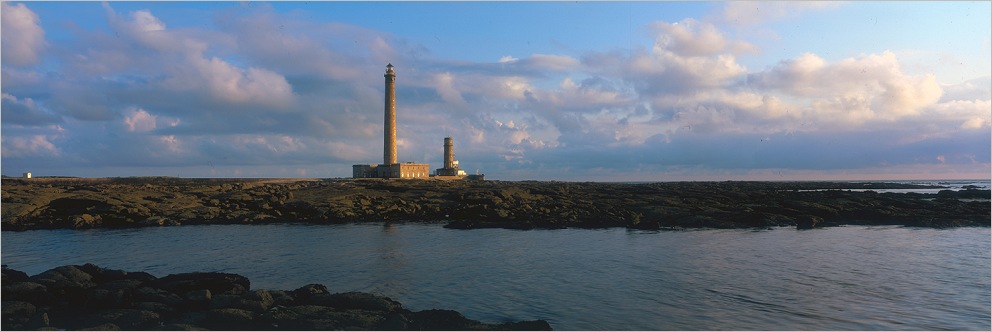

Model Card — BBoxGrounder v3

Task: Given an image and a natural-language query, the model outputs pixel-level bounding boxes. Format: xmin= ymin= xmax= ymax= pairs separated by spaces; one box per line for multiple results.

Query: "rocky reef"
xmin=1 ymin=177 xmax=988 ymax=231
xmin=1 ymin=264 xmax=552 ymax=330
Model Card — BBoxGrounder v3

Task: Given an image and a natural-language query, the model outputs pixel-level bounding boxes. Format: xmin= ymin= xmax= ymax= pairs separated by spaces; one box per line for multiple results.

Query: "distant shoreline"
xmin=2 ymin=177 xmax=988 ymax=231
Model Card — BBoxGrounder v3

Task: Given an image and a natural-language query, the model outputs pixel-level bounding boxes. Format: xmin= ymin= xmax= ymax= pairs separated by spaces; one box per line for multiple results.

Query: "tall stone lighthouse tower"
xmin=352 ymin=63 xmax=430 ymax=179
xmin=384 ymin=63 xmax=397 ymax=165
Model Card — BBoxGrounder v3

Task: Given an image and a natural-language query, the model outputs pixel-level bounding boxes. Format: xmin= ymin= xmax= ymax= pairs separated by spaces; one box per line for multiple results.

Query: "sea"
xmin=2 ymin=222 xmax=989 ymax=330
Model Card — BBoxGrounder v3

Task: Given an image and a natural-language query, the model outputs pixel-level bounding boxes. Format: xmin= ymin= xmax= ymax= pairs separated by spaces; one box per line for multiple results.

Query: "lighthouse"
xmin=352 ymin=64 xmax=430 ymax=179
xmin=383 ymin=63 xmax=397 ymax=165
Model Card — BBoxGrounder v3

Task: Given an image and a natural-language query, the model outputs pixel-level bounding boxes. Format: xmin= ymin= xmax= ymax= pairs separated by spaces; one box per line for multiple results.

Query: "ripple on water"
xmin=2 ymin=224 xmax=989 ymax=330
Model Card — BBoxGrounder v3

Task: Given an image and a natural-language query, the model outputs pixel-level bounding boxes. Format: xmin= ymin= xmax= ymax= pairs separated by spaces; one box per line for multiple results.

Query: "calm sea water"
xmin=2 ymin=224 xmax=989 ymax=330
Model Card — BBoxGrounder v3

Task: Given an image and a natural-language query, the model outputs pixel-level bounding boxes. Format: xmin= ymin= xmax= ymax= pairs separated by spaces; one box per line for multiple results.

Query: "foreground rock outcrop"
xmin=1 ymin=177 xmax=988 ymax=231
xmin=1 ymin=264 xmax=552 ymax=331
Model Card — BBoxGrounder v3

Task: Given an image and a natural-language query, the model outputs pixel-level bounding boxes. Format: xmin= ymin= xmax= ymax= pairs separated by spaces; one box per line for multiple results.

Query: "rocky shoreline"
xmin=1 ymin=177 xmax=988 ymax=231
xmin=1 ymin=264 xmax=553 ymax=330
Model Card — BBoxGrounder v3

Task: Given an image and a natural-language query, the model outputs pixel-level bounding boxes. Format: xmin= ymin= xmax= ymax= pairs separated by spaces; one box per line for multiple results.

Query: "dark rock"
xmin=267 ymin=290 xmax=296 ymax=307
xmin=90 ymin=309 xmax=161 ymax=330
xmin=151 ymin=323 xmax=208 ymax=331
xmin=261 ymin=305 xmax=384 ymax=330
xmin=124 ymin=271 xmax=157 ymax=282
xmin=407 ymin=309 xmax=486 ymax=330
xmin=2 ymin=281 xmax=50 ymax=303
xmin=78 ymin=263 xmax=130 ymax=283
xmin=183 ymin=289 xmax=211 ymax=310
xmin=27 ymin=310 xmax=51 ymax=329
xmin=133 ymin=287 xmax=184 ymax=306
xmin=311 ymin=291 xmax=402 ymax=312
xmin=497 ymin=319 xmax=554 ymax=330
xmin=98 ymin=279 xmax=144 ymax=291
xmin=381 ymin=312 xmax=410 ymax=330
xmin=2 ymin=300 xmax=36 ymax=329
xmin=198 ymin=308 xmax=256 ymax=330
xmin=80 ymin=322 xmax=121 ymax=331
xmin=796 ymin=215 xmax=823 ymax=230
xmin=84 ymin=287 xmax=133 ymax=310
xmin=1 ymin=266 xmax=29 ymax=284
xmin=210 ymin=290 xmax=272 ymax=312
xmin=2 ymin=264 xmax=548 ymax=331
xmin=30 ymin=265 xmax=97 ymax=290
xmin=155 ymin=323 xmax=204 ymax=331
xmin=291 ymin=283 xmax=328 ymax=304
xmin=134 ymin=301 xmax=176 ymax=316
xmin=149 ymin=272 xmax=250 ymax=296
xmin=29 ymin=265 xmax=97 ymax=306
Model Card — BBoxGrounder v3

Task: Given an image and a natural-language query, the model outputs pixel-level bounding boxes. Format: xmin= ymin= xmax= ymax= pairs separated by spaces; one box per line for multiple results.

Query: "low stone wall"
xmin=1 ymin=264 xmax=552 ymax=330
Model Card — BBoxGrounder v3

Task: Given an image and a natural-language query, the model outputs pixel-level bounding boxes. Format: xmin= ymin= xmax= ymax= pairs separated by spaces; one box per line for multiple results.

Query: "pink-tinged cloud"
xmin=1 ymin=135 xmax=60 ymax=158
xmin=651 ymin=19 xmax=758 ymax=56
xmin=123 ymin=108 xmax=158 ymax=132
xmin=748 ymin=51 xmax=944 ymax=125
xmin=1 ymin=2 xmax=46 ymax=66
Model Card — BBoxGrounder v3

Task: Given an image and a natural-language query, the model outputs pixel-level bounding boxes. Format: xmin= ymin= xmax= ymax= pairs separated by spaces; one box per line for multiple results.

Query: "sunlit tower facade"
xmin=383 ymin=63 xmax=397 ymax=165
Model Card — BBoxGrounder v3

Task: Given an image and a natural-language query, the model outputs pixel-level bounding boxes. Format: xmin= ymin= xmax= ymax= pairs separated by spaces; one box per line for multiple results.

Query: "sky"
xmin=1 ymin=1 xmax=990 ymax=181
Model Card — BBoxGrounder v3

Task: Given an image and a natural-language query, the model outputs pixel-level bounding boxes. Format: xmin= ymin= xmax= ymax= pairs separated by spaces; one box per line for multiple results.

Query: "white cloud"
xmin=131 ymin=10 xmax=165 ymax=32
xmin=124 ymin=108 xmax=158 ymax=132
xmin=163 ymin=55 xmax=295 ymax=107
xmin=432 ymin=72 xmax=466 ymax=104
xmin=595 ymin=20 xmax=752 ymax=95
xmin=960 ymin=117 xmax=988 ymax=130
xmin=157 ymin=135 xmax=183 ymax=155
xmin=1 ymin=2 xmax=47 ymax=66
xmin=1 ymin=135 xmax=60 ymax=157
xmin=651 ymin=19 xmax=757 ymax=57
xmin=749 ymin=51 xmax=944 ymax=123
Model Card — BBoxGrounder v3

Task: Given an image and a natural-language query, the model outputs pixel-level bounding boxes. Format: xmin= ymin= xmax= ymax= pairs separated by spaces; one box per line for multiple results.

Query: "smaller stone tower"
xmin=444 ymin=137 xmax=455 ymax=169
xmin=436 ymin=136 xmax=464 ymax=177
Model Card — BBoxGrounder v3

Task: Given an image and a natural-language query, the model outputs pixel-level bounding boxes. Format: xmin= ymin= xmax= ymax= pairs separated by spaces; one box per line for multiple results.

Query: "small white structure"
xmin=23 ymin=172 xmax=31 ymax=179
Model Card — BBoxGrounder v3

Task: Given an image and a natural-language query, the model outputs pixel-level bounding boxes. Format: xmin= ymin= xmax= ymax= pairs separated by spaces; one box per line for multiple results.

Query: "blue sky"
xmin=2 ymin=1 xmax=990 ymax=180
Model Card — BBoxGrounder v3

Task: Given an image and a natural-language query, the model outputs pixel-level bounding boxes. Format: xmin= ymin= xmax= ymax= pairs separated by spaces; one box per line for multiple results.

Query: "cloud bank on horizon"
xmin=2 ymin=1 xmax=989 ymax=180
